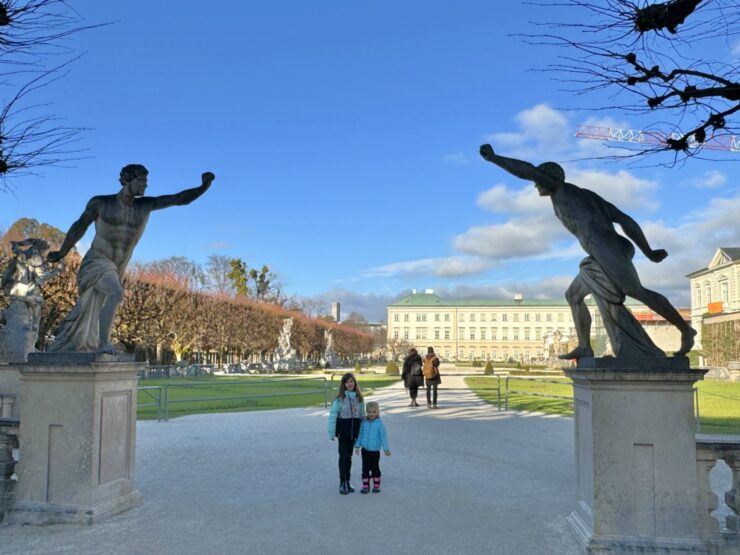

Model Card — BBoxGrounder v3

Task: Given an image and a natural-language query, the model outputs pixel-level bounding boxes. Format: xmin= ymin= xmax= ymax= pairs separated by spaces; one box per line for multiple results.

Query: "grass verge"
xmin=466 ymin=376 xmax=740 ymax=435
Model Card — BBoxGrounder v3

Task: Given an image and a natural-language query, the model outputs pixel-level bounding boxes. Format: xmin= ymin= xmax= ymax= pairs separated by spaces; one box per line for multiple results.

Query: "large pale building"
xmin=387 ymin=289 xmax=576 ymax=362
xmin=686 ymin=247 xmax=740 ymax=349
xmin=387 ymin=289 xmax=688 ymax=361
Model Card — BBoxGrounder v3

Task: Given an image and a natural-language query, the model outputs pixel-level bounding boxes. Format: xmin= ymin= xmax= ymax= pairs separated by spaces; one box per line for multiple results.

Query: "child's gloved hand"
xmin=354 ymin=448 xmax=360 ymax=455
xmin=330 ymin=437 xmax=335 ymax=441
xmin=384 ymin=450 xmax=391 ymax=456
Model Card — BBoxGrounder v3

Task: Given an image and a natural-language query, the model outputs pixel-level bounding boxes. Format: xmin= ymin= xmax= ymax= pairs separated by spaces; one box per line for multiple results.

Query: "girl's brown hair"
xmin=337 ymin=372 xmax=363 ymax=402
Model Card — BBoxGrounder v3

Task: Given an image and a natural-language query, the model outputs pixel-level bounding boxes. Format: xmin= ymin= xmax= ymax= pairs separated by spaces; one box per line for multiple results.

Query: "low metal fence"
xmin=504 ymin=375 xmax=572 ymax=410
xmin=136 ymin=376 xmax=331 ymax=421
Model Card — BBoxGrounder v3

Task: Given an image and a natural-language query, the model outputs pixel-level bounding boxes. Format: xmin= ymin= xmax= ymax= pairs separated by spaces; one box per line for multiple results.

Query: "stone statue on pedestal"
xmin=0 ymin=239 xmax=64 ymax=362
xmin=320 ymin=328 xmax=338 ymax=367
xmin=273 ymin=317 xmax=298 ymax=371
xmin=46 ymin=165 xmax=214 ymax=354
xmin=480 ymin=144 xmax=695 ymax=360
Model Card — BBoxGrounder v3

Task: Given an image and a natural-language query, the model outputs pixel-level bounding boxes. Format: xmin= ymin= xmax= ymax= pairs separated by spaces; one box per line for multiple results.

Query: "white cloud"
xmin=453 ymin=215 xmax=568 ymax=259
xmin=566 ymin=168 xmax=659 ymax=211
xmin=683 ymin=170 xmax=726 ymax=189
xmin=485 ymin=103 xmax=572 ymax=161
xmin=305 ymin=289 xmax=402 ymax=322
xmin=442 ymin=152 xmax=471 ymax=164
xmin=367 ymin=256 xmax=496 ymax=278
xmin=477 ymin=183 xmax=549 ymax=215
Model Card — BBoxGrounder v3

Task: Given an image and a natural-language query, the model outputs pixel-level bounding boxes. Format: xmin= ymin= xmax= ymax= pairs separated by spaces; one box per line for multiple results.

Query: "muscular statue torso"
xmin=86 ymin=195 xmax=153 ymax=273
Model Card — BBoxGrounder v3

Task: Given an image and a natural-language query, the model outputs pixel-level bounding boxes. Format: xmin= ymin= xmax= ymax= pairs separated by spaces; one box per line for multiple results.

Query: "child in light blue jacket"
xmin=354 ymin=401 xmax=391 ymax=493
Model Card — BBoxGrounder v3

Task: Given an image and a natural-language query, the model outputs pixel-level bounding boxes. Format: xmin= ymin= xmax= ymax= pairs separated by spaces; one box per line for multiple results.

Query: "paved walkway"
xmin=1 ymin=373 xmax=581 ymax=554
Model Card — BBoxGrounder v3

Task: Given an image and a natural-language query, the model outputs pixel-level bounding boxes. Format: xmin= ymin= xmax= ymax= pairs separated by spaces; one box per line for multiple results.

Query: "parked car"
xmin=227 ymin=363 xmax=245 ymax=374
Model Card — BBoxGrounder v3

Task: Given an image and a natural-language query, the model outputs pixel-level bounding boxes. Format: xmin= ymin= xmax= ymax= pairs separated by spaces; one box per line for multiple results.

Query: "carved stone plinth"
xmin=8 ymin=352 xmax=140 ymax=525
xmin=565 ymin=359 xmax=708 ymax=554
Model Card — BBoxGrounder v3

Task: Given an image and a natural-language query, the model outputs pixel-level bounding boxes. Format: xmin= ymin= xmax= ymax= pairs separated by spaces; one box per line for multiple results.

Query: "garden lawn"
xmin=466 ymin=376 xmax=740 ymax=435
xmin=137 ymin=374 xmax=400 ymax=420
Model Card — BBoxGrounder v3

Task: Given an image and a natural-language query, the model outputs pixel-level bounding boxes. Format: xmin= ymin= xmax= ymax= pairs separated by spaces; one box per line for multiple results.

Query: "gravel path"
xmin=1 ymin=374 xmax=581 ymax=555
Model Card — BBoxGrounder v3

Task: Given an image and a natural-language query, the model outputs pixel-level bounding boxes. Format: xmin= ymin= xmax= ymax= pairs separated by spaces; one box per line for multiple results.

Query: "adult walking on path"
xmin=401 ymin=348 xmax=424 ymax=407
xmin=422 ymin=346 xmax=441 ymax=408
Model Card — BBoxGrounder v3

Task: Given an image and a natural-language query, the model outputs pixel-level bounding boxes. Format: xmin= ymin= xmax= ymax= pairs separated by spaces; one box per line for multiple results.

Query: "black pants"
xmin=337 ymin=438 xmax=354 ymax=482
xmin=361 ymin=448 xmax=381 ymax=478
xmin=426 ymin=382 xmax=438 ymax=405
xmin=408 ymin=385 xmax=419 ymax=400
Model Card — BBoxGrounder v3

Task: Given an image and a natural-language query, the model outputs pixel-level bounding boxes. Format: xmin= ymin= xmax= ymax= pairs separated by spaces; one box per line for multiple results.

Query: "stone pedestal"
xmin=565 ymin=358 xmax=708 ymax=554
xmin=8 ymin=352 xmax=140 ymax=525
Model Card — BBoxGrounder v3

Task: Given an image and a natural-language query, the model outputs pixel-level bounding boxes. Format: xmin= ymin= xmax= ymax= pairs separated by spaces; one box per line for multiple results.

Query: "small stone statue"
xmin=0 ymin=239 xmax=64 ymax=361
xmin=479 ymin=144 xmax=696 ymax=360
xmin=47 ymin=165 xmax=215 ymax=354
xmin=274 ymin=317 xmax=298 ymax=370
xmin=320 ymin=328 xmax=337 ymax=367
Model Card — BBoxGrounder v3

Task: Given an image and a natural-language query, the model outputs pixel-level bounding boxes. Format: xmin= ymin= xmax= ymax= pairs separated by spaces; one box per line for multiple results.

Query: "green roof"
xmin=388 ymin=293 xmax=644 ymax=308
xmin=388 ymin=293 xmax=568 ymax=308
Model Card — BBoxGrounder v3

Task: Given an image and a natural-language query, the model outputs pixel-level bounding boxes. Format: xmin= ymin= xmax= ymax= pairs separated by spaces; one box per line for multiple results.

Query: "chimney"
xmin=331 ymin=302 xmax=340 ymax=323
xmin=425 ymin=288 xmax=434 ymax=295
xmin=514 ymin=294 xmax=523 ymax=305
xmin=412 ymin=289 xmax=417 ymax=294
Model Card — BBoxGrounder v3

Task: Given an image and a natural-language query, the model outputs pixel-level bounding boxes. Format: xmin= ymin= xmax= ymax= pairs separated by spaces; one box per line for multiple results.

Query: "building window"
xmin=416 ymin=313 xmax=421 ymax=322
xmin=469 ymin=348 xmax=476 ymax=359
xmin=416 ymin=328 xmax=427 ymax=340
xmin=458 ymin=348 xmax=464 ymax=359
xmin=404 ymin=314 xmax=409 ymax=322
xmin=470 ymin=313 xmax=476 ymax=322
xmin=434 ymin=313 xmax=440 ymax=322
xmin=393 ymin=314 xmax=399 ymax=322
xmin=502 ymin=327 xmax=509 ymax=340
xmin=403 ymin=329 xmax=409 ymax=340
xmin=524 ymin=329 xmax=530 ymax=340
xmin=492 ymin=327 xmax=498 ymax=340
xmin=535 ymin=328 xmax=542 ymax=340
xmin=695 ymin=286 xmax=702 ymax=308
xmin=460 ymin=314 xmax=465 ymax=322
xmin=458 ymin=327 xmax=464 ymax=340
xmin=546 ymin=313 xmax=552 ymax=322
xmin=444 ymin=313 xmax=450 ymax=322
xmin=558 ymin=313 xmax=564 ymax=322
xmin=535 ymin=313 xmax=541 ymax=322
xmin=469 ymin=329 xmax=476 ymax=340
xmin=422 ymin=314 xmax=427 ymax=322
xmin=491 ymin=313 xmax=497 ymax=322
xmin=481 ymin=348 xmax=487 ymax=359
xmin=481 ymin=313 xmax=486 ymax=322
xmin=524 ymin=313 xmax=530 ymax=322
xmin=704 ymin=283 xmax=711 ymax=305
xmin=480 ymin=328 xmax=487 ymax=340
xmin=492 ymin=347 xmax=498 ymax=358
xmin=444 ymin=328 xmax=450 ymax=340
xmin=513 ymin=328 xmax=519 ymax=341
xmin=502 ymin=314 xmax=508 ymax=322
xmin=393 ymin=330 xmax=399 ymax=339
xmin=434 ymin=328 xmax=440 ymax=340
xmin=444 ymin=348 xmax=450 ymax=359
xmin=720 ymin=280 xmax=729 ymax=304
xmin=513 ymin=313 xmax=519 ymax=322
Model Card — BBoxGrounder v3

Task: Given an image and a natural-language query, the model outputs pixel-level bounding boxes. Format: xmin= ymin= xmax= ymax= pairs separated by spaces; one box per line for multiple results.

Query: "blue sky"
xmin=1 ymin=1 xmax=738 ymax=321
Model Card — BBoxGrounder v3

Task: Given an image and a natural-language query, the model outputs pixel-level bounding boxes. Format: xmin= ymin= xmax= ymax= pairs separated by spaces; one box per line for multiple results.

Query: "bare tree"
xmin=0 ymin=1 xmax=104 ymax=191
xmin=524 ymin=0 xmax=740 ymax=161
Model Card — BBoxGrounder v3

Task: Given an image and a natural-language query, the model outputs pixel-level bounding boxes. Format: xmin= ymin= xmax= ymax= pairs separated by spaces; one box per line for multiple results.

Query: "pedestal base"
xmin=9 ymin=354 xmax=140 ymax=525
xmin=565 ymin=362 xmax=708 ymax=554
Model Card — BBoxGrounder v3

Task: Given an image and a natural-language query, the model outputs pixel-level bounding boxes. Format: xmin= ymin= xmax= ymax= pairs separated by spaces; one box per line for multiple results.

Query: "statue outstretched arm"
xmin=479 ymin=144 xmax=560 ymax=192
xmin=48 ymin=198 xmax=100 ymax=262
xmin=607 ymin=203 xmax=667 ymax=263
xmin=148 ymin=172 xmax=215 ymax=211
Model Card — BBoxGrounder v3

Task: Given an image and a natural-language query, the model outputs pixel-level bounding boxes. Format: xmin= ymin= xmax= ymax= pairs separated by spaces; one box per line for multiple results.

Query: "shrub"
xmin=472 ymin=360 xmax=483 ymax=368
xmin=385 ymin=361 xmax=399 ymax=375
xmin=484 ymin=361 xmax=494 ymax=375
xmin=354 ymin=362 xmax=362 ymax=373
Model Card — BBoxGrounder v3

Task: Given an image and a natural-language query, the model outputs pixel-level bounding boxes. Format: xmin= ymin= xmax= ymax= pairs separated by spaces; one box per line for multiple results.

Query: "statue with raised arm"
xmin=47 ymin=165 xmax=215 ymax=354
xmin=479 ymin=144 xmax=695 ymax=360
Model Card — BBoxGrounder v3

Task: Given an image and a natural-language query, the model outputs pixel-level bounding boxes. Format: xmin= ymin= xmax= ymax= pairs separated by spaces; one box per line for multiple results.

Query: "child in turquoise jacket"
xmin=354 ymin=401 xmax=391 ymax=493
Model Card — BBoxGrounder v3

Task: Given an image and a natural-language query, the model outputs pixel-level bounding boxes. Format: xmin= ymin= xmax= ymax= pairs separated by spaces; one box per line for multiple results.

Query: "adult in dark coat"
xmin=401 ymin=348 xmax=424 ymax=407
xmin=422 ymin=346 xmax=441 ymax=408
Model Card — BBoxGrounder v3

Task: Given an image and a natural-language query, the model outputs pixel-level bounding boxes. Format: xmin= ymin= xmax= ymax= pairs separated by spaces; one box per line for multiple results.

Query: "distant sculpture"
xmin=47 ymin=165 xmax=215 ymax=354
xmin=320 ymin=328 xmax=337 ymax=367
xmin=0 ymin=239 xmax=64 ymax=361
xmin=274 ymin=317 xmax=298 ymax=370
xmin=480 ymin=144 xmax=696 ymax=360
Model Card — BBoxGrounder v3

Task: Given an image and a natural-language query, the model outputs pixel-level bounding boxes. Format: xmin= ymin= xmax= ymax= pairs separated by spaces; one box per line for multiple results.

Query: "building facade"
xmin=387 ymin=289 xmax=688 ymax=361
xmin=387 ymin=289 xmax=576 ymax=362
xmin=686 ymin=247 xmax=740 ymax=349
